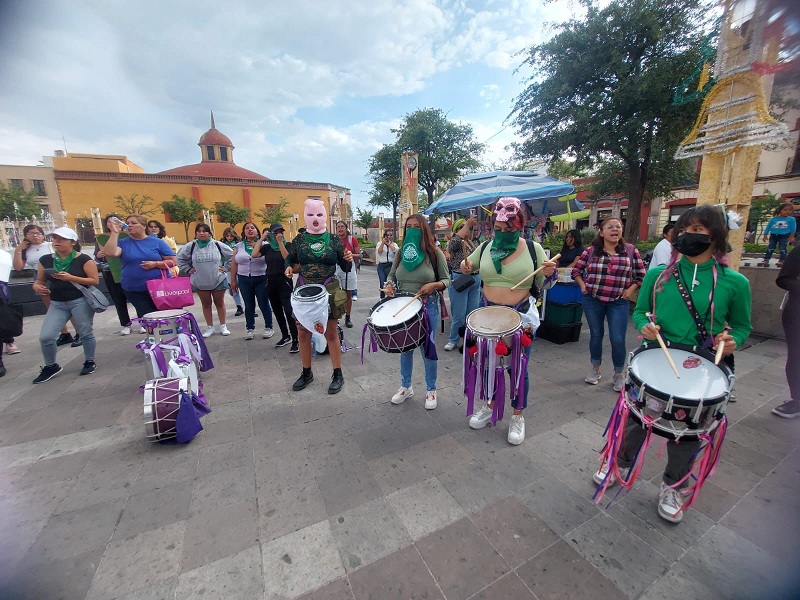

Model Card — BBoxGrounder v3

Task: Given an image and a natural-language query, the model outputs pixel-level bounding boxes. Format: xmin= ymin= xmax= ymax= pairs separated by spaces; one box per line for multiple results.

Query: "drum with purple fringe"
xmin=463 ymin=306 xmax=527 ymax=425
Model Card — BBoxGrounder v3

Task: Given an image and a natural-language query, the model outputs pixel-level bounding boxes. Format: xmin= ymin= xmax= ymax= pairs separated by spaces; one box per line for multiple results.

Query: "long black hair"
xmin=559 ymin=229 xmax=581 ymax=255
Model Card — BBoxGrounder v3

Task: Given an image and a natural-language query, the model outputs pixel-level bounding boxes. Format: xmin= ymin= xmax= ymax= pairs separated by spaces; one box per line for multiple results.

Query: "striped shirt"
xmin=571 ymin=244 xmax=645 ymax=303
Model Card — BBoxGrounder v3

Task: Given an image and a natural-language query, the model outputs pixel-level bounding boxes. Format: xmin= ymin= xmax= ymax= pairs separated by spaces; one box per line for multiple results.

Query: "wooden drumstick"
xmin=510 ymin=254 xmax=561 ymax=290
xmin=392 ymin=291 xmax=424 ymax=317
xmin=646 ymin=312 xmax=680 ymax=378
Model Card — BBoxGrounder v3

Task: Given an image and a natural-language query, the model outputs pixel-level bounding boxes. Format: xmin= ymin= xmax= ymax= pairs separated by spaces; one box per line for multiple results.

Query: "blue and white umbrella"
xmin=424 ymin=170 xmax=576 ymax=216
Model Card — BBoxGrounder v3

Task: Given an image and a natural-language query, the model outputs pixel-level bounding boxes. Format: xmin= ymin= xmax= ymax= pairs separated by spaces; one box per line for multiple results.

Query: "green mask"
xmin=268 ymin=233 xmax=280 ymax=252
xmin=489 ymin=230 xmax=520 ymax=273
xmin=401 ymin=228 xmax=425 ymax=272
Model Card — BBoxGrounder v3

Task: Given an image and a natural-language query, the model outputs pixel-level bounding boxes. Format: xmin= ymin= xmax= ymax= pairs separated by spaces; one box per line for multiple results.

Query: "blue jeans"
xmin=40 ymin=297 xmax=96 ymax=365
xmin=226 ymin=272 xmax=242 ymax=307
xmin=581 ymin=294 xmax=629 ymax=372
xmin=377 ymin=263 xmax=392 ymax=299
xmin=447 ymin=274 xmax=482 ymax=345
xmin=765 ymin=234 xmax=790 ymax=262
xmin=122 ymin=289 xmax=157 ymax=318
xmin=237 ymin=274 xmax=273 ymax=330
xmin=400 ymin=296 xmax=440 ymax=391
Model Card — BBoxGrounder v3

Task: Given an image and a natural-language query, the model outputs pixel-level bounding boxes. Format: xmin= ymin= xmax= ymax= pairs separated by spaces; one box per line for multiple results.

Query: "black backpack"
xmin=477 ymin=238 xmax=542 ymax=299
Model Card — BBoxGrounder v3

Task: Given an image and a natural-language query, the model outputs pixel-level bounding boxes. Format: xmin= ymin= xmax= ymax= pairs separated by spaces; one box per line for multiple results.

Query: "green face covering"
xmin=305 ymin=231 xmax=330 ymax=257
xmin=268 ymin=233 xmax=280 ymax=252
xmin=401 ymin=227 xmax=425 ymax=271
xmin=489 ymin=230 xmax=520 ymax=273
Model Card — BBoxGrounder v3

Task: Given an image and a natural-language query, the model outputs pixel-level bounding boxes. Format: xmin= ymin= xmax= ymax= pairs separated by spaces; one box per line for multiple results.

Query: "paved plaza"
xmin=0 ymin=266 xmax=798 ymax=599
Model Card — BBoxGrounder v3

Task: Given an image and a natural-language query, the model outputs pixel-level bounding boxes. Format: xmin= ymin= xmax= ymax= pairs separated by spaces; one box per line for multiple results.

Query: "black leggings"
xmin=103 ymin=270 xmax=131 ymax=327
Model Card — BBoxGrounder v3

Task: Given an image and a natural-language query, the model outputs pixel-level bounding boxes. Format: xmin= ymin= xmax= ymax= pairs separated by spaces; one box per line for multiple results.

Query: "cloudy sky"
xmin=0 ymin=0 xmax=580 ymax=211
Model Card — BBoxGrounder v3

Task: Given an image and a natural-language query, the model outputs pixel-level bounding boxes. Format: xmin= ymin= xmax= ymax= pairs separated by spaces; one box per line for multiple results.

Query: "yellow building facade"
xmin=53 ymin=118 xmax=351 ymax=242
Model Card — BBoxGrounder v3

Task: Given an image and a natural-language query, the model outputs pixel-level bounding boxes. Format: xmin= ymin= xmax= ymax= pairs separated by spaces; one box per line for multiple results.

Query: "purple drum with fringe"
xmin=367 ymin=294 xmax=428 ymax=353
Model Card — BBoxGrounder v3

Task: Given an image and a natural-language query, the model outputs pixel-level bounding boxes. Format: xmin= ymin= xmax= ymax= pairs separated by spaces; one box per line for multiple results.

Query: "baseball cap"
xmin=51 ymin=226 xmax=78 ymax=241
xmin=269 ymin=223 xmax=285 ymax=233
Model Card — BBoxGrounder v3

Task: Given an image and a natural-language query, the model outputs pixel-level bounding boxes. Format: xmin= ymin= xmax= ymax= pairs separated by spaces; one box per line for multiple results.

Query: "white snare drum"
xmin=143 ymin=376 xmax=189 ymax=442
xmin=140 ymin=309 xmax=191 ymax=338
xmin=466 ymin=306 xmax=521 ymax=344
xmin=368 ymin=294 xmax=428 ymax=353
xmin=291 ymin=284 xmax=329 ymax=334
xmin=625 ymin=343 xmax=733 ymax=440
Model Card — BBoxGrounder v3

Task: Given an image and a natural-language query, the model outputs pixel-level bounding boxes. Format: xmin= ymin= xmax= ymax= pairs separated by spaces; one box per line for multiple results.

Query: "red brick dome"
xmin=198 ymin=128 xmax=233 ymax=148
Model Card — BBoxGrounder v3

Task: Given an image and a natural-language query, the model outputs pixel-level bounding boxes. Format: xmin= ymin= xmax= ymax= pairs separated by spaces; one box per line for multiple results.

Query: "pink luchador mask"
xmin=493 ymin=197 xmax=521 ymax=222
xmin=304 ymin=199 xmax=328 ymax=234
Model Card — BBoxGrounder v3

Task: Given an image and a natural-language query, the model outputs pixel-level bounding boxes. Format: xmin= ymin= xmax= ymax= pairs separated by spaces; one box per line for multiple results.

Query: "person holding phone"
xmin=445 ymin=215 xmax=480 ymax=351
xmin=376 ymin=229 xmax=398 ymax=299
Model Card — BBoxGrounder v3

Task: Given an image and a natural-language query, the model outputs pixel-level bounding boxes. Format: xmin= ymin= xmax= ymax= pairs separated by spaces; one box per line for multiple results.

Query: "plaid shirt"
xmin=571 ymin=244 xmax=645 ymax=303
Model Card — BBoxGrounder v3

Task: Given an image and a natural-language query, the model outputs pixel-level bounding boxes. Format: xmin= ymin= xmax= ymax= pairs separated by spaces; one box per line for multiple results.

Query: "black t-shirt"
xmin=260 ymin=243 xmax=290 ymax=277
xmin=558 ymin=245 xmax=585 ymax=267
xmin=39 ymin=253 xmax=92 ymax=302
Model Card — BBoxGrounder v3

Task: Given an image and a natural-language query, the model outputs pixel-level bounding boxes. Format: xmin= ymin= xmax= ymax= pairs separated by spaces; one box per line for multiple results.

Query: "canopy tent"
xmin=423 ymin=171 xmax=575 ymax=216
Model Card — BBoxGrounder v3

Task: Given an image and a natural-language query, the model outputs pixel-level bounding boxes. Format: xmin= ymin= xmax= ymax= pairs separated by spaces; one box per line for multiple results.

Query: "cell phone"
xmin=470 ymin=209 xmax=477 ymax=218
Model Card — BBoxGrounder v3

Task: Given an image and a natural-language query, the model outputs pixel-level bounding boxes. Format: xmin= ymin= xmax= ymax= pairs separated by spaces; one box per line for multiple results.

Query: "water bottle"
xmin=111 ymin=216 xmax=129 ymax=230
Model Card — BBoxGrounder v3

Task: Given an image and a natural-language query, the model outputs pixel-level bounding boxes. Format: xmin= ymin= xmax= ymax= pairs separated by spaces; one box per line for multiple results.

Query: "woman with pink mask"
xmin=284 ymin=199 xmax=354 ymax=394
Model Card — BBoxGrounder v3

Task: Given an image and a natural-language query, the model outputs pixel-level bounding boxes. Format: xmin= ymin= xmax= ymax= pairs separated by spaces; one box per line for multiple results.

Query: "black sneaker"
xmin=33 ymin=363 xmax=63 ymax=384
xmin=345 ymin=316 xmax=353 ymax=328
xmin=80 ymin=360 xmax=96 ymax=376
xmin=289 ymin=341 xmax=299 ymax=354
xmin=234 ymin=306 xmax=244 ymax=316
xmin=56 ymin=333 xmax=74 ymax=347
xmin=71 ymin=334 xmax=83 ymax=348
xmin=275 ymin=336 xmax=292 ymax=348
xmin=0 ymin=361 xmax=6 ymax=378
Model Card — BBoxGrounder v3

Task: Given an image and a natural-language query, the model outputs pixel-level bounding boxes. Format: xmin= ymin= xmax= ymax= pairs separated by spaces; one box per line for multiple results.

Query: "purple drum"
xmin=367 ymin=294 xmax=428 ymax=353
xmin=142 ymin=377 xmax=188 ymax=442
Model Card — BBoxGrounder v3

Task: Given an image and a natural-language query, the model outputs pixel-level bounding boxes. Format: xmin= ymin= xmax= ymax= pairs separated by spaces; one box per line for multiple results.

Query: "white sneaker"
xmin=585 ymin=369 xmax=602 ymax=385
xmin=120 ymin=326 xmax=131 ymax=336
xmin=657 ymin=483 xmax=685 ymax=523
xmin=138 ymin=325 xmax=147 ymax=334
xmin=263 ymin=328 xmax=275 ymax=339
xmin=391 ymin=386 xmax=414 ymax=405
xmin=444 ymin=341 xmax=456 ymax=351
xmin=244 ymin=329 xmax=255 ymax=340
xmin=220 ymin=324 xmax=231 ymax=336
xmin=469 ymin=405 xmax=493 ymax=429
xmin=203 ymin=326 xmax=216 ymax=338
xmin=592 ymin=463 xmax=618 ymax=487
xmin=508 ymin=414 xmax=525 ymax=445
xmin=352 ymin=294 xmax=358 ymax=301
xmin=425 ymin=390 xmax=437 ymax=410
xmin=612 ymin=372 xmax=624 ymax=392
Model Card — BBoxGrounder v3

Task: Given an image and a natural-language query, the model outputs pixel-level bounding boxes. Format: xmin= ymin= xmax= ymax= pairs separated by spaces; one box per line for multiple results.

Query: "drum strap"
xmin=673 ymin=265 xmax=717 ymax=348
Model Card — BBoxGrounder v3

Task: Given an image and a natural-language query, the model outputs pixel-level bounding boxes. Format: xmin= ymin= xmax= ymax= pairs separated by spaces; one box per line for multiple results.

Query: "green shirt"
xmin=96 ymin=232 xmax=128 ymax=283
xmin=632 ymin=257 xmax=752 ymax=348
xmin=466 ymin=239 xmax=549 ymax=291
xmin=387 ymin=249 xmax=450 ymax=294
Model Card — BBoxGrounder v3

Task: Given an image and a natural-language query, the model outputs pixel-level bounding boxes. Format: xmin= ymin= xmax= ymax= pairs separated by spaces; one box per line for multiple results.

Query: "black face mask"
xmin=673 ymin=233 xmax=712 ymax=257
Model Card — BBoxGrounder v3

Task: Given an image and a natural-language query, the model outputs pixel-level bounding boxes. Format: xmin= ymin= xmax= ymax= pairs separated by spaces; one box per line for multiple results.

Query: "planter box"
xmin=537 ymin=321 xmax=582 ymax=345
xmin=543 ymin=301 xmax=583 ymax=325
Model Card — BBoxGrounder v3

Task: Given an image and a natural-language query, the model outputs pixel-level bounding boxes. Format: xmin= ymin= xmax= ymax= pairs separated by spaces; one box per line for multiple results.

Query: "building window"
xmin=219 ymin=147 xmax=228 ymax=161
xmin=10 ymin=179 xmax=24 ymax=191
xmin=32 ymin=179 xmax=46 ymax=196
xmin=206 ymin=145 xmax=216 ymax=161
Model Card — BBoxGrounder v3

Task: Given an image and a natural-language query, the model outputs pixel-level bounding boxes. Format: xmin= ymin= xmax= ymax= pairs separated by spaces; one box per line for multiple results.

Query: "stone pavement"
xmin=0 ymin=266 xmax=798 ymax=600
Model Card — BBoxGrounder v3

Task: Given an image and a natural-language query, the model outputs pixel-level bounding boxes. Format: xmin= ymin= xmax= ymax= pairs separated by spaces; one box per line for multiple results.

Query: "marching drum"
xmin=291 ymin=284 xmax=329 ymax=334
xmin=143 ymin=376 xmax=189 ymax=442
xmin=367 ymin=294 xmax=429 ymax=353
xmin=466 ymin=306 xmax=521 ymax=343
xmin=140 ymin=309 xmax=191 ymax=338
xmin=625 ymin=343 xmax=734 ymax=440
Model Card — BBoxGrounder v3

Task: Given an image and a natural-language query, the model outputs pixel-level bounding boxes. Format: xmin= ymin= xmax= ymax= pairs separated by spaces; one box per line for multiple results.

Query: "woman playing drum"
xmin=384 ymin=213 xmax=450 ymax=410
xmin=593 ymin=205 xmax=752 ymax=523
xmin=461 ymin=197 xmax=558 ymax=445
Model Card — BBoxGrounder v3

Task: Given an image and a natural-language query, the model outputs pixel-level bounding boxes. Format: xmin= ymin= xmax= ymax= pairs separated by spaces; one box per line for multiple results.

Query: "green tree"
xmin=0 ymin=182 xmax=41 ymax=220
xmin=256 ymin=197 xmax=291 ymax=227
xmin=367 ymin=143 xmax=403 ymax=235
xmin=161 ymin=194 xmax=207 ymax=242
xmin=114 ymin=193 xmax=156 ymax=217
xmin=354 ymin=207 xmax=375 ymax=233
xmin=214 ymin=201 xmax=250 ymax=229
xmin=393 ymin=108 xmax=485 ymax=207
xmin=546 ymin=158 xmax=588 ymax=180
xmin=511 ymin=0 xmax=711 ymax=241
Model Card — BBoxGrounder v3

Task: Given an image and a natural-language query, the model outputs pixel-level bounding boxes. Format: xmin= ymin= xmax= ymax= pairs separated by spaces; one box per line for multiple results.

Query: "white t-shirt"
xmin=377 ymin=240 xmax=398 ymax=264
xmin=21 ymin=242 xmax=53 ymax=269
xmin=0 ymin=249 xmax=12 ymax=283
xmin=649 ymin=238 xmax=673 ymax=270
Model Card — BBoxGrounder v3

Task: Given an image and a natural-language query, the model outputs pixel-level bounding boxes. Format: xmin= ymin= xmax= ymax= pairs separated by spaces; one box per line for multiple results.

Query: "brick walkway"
xmin=0 ymin=267 xmax=798 ymax=599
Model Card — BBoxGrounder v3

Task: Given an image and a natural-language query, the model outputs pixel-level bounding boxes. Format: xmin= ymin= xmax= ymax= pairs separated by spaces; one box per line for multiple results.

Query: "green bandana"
xmin=489 ymin=230 xmax=520 ymax=273
xmin=243 ymin=240 xmax=255 ymax=255
xmin=196 ymin=239 xmax=211 ymax=248
xmin=268 ymin=234 xmax=280 ymax=252
xmin=53 ymin=250 xmax=77 ymax=273
xmin=305 ymin=231 xmax=329 ymax=257
xmin=401 ymin=228 xmax=425 ymax=271
xmin=222 ymin=239 xmax=236 ymax=248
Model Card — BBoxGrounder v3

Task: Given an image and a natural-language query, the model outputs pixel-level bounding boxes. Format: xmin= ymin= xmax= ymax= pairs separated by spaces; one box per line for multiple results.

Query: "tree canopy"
xmin=161 ymin=194 xmax=207 ymax=242
xmin=256 ymin=198 xmax=291 ymax=227
xmin=0 ymin=182 xmax=41 ymax=220
xmin=511 ymin=0 xmax=712 ymax=240
xmin=367 ymin=143 xmax=403 ymax=235
xmin=114 ymin=193 xmax=156 ymax=217
xmin=214 ymin=201 xmax=250 ymax=229
xmin=354 ymin=207 xmax=375 ymax=232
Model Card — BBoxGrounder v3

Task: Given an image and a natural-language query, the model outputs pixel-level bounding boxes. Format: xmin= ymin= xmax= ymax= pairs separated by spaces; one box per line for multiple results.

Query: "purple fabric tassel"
xmin=477 ymin=338 xmax=486 ymax=402
xmin=184 ymin=313 xmax=214 ymax=371
xmin=491 ymin=366 xmax=506 ymax=426
xmin=421 ymin=303 xmax=438 ymax=361
xmin=192 ymin=390 xmax=212 ymax=417
xmin=465 ymin=362 xmax=477 ymax=416
xmin=175 ymin=389 xmax=204 ymax=443
xmin=462 ymin=329 xmax=471 ymax=391
xmin=516 ymin=354 xmax=528 ymax=405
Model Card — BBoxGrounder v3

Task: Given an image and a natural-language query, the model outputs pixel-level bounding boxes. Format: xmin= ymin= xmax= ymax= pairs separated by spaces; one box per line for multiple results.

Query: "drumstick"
xmin=510 ymin=254 xmax=561 ymax=290
xmin=714 ymin=335 xmax=726 ymax=365
xmin=646 ymin=312 xmax=680 ymax=379
xmin=392 ymin=291 xmax=424 ymax=317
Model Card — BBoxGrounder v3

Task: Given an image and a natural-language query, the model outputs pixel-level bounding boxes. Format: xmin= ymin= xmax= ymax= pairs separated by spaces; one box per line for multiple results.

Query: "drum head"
xmin=293 ymin=284 xmax=327 ymax=301
xmin=629 ymin=346 xmax=730 ymax=401
xmin=466 ymin=306 xmax=521 ymax=337
xmin=369 ymin=295 xmax=423 ymax=327
xmin=143 ymin=309 xmax=190 ymax=320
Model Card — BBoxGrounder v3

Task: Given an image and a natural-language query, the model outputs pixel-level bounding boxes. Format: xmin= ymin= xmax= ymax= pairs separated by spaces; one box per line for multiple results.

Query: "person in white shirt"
xmin=648 ymin=222 xmax=676 ymax=270
xmin=376 ymin=229 xmax=398 ymax=299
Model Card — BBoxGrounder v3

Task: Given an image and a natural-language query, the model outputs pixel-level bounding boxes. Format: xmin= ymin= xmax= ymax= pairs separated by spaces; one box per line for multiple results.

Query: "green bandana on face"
xmin=268 ymin=234 xmax=280 ymax=252
xmin=401 ymin=227 xmax=425 ymax=271
xmin=489 ymin=230 xmax=520 ymax=273
xmin=305 ymin=231 xmax=330 ymax=257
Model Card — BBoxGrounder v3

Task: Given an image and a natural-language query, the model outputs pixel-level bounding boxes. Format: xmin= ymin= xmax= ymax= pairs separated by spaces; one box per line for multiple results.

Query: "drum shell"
xmin=292 ymin=284 xmax=327 ymax=303
xmin=143 ymin=376 xmax=188 ymax=442
xmin=367 ymin=295 xmax=429 ymax=353
xmin=140 ymin=309 xmax=191 ymax=339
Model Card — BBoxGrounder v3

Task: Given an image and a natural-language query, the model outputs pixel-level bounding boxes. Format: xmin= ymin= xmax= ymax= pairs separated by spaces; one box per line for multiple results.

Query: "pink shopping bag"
xmin=146 ymin=264 xmax=194 ymax=310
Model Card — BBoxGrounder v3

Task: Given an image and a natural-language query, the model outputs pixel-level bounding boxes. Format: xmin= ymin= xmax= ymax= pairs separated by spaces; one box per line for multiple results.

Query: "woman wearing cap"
xmin=461 ymin=198 xmax=558 ymax=445
xmin=252 ymin=223 xmax=297 ymax=351
xmin=230 ymin=221 xmax=274 ymax=341
xmin=102 ymin=214 xmax=177 ymax=318
xmin=31 ymin=227 xmax=100 ymax=383
xmin=445 ymin=215 xmax=480 ymax=351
